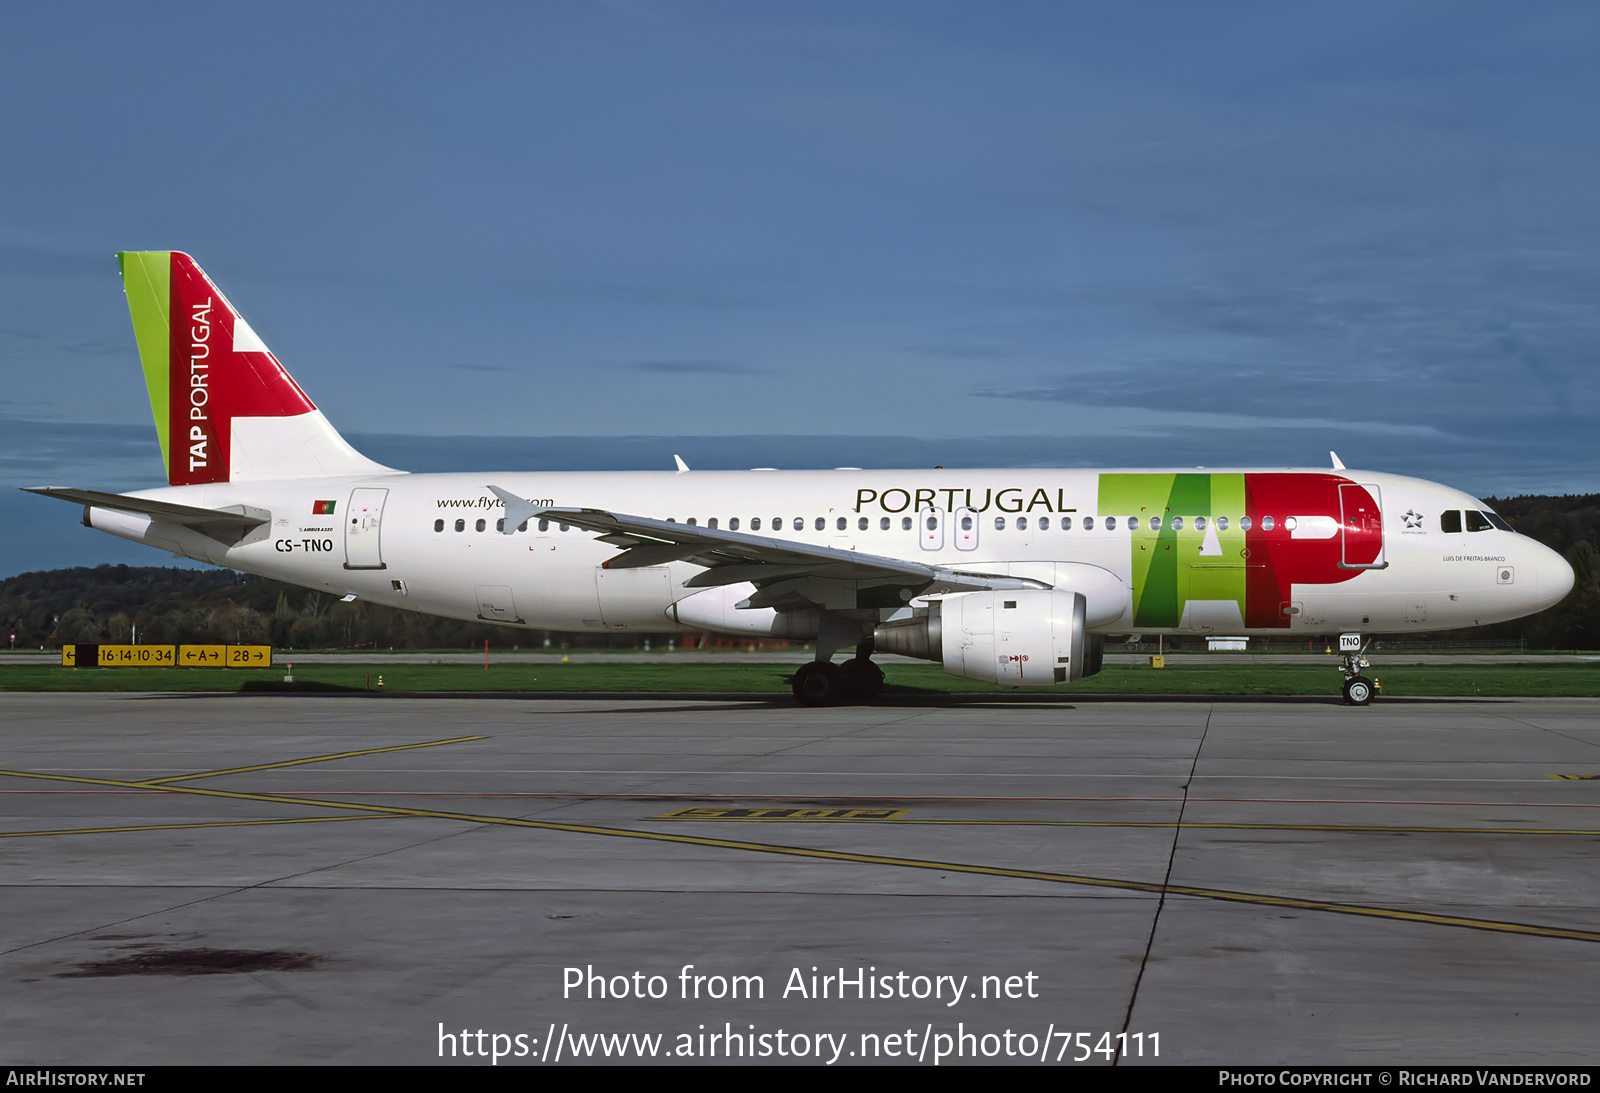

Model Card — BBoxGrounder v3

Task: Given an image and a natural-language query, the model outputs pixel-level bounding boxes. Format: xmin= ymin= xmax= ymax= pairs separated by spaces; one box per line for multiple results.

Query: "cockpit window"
xmin=1466 ymin=510 xmax=1494 ymax=533
xmin=1472 ymin=502 xmax=1514 ymax=532
xmin=1441 ymin=510 xmax=1462 ymax=534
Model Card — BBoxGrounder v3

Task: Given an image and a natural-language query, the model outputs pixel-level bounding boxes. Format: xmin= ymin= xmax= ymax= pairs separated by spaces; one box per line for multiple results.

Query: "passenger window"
xmin=1195 ymin=516 xmax=1206 ymax=530
xmin=1261 ymin=516 xmax=1274 ymax=531
xmin=751 ymin=517 xmax=761 ymax=531
xmin=837 ymin=517 xmax=847 ymax=530
xmin=687 ymin=517 xmax=698 ymax=526
xmin=475 ymin=519 xmax=486 ymax=532
xmin=793 ymin=517 xmax=803 ymax=531
xmin=858 ymin=517 xmax=868 ymax=530
xmin=880 ymin=517 xmax=890 ymax=530
xmin=496 ymin=518 xmax=505 ymax=532
xmin=518 ymin=521 xmax=528 ymax=532
xmin=559 ymin=524 xmax=570 ymax=532
xmin=1083 ymin=516 xmax=1094 ymax=530
xmin=1239 ymin=516 xmax=1251 ymax=531
xmin=730 ymin=517 xmax=740 ymax=531
xmin=455 ymin=519 xmax=465 ymax=532
xmin=708 ymin=517 xmax=718 ymax=529
xmin=1466 ymin=510 xmax=1493 ymax=532
xmin=1105 ymin=516 xmax=1116 ymax=530
xmin=1018 ymin=516 xmax=1028 ymax=531
xmin=538 ymin=519 xmax=549 ymax=532
xmin=1171 ymin=516 xmax=1183 ymax=530
xmin=901 ymin=517 xmax=913 ymax=531
xmin=1149 ymin=516 xmax=1160 ymax=530
xmin=1062 ymin=516 xmax=1073 ymax=530
xmin=1038 ymin=516 xmax=1051 ymax=531
xmin=1128 ymin=516 xmax=1139 ymax=530
xmin=961 ymin=516 xmax=973 ymax=530
xmin=994 ymin=516 xmax=1006 ymax=530
xmin=815 ymin=517 xmax=825 ymax=531
xmin=434 ymin=519 xmax=444 ymax=532
xmin=1284 ymin=517 xmax=1297 ymax=530
xmin=1217 ymin=516 xmax=1228 ymax=530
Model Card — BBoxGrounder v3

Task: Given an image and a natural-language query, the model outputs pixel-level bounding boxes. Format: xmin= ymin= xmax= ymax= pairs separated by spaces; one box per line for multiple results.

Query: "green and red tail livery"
xmin=118 ymin=251 xmax=316 ymax=486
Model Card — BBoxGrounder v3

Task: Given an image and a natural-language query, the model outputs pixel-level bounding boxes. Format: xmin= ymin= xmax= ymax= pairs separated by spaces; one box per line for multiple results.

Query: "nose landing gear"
xmin=1341 ymin=674 xmax=1376 ymax=706
xmin=1337 ymin=633 xmax=1379 ymax=706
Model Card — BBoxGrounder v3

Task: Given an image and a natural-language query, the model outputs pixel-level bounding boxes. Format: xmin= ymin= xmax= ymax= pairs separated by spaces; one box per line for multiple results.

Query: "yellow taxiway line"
xmin=136 ymin=735 xmax=488 ymax=785
xmin=3 ymin=762 xmax=1599 ymax=945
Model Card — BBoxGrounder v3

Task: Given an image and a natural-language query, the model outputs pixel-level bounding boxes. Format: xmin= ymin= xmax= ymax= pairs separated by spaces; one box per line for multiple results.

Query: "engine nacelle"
xmin=874 ymin=588 xmax=1103 ymax=686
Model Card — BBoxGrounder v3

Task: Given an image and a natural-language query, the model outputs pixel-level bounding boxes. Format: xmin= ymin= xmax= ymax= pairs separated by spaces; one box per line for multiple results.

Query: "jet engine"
xmin=872 ymin=588 xmax=1104 ymax=686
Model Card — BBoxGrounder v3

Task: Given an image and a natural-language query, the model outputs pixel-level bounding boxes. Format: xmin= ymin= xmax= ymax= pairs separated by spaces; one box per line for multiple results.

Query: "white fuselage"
xmin=83 ymin=466 xmax=1574 ymax=641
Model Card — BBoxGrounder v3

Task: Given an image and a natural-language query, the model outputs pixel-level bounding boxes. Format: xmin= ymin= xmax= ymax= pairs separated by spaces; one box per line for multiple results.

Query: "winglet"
xmin=1330 ymin=451 xmax=1346 ymax=470
xmin=674 ymin=454 xmax=690 ymax=474
xmin=487 ymin=485 xmax=543 ymax=535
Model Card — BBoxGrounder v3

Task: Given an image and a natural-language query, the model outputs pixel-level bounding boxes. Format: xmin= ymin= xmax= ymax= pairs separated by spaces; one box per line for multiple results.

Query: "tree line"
xmin=0 ymin=564 xmax=637 ymax=652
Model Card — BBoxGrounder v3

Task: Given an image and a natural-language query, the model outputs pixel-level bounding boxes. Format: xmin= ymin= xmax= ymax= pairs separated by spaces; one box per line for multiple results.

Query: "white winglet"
xmin=487 ymin=485 xmax=543 ymax=535
xmin=674 ymin=454 xmax=690 ymax=474
xmin=1330 ymin=451 xmax=1345 ymax=470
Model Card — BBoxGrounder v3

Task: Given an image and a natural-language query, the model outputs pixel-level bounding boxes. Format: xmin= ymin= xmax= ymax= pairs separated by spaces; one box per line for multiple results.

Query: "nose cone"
xmin=1532 ymin=541 xmax=1576 ymax=612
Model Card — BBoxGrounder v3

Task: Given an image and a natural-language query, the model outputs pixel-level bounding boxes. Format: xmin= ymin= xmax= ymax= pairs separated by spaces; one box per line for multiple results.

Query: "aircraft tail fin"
xmin=117 ymin=251 xmax=397 ymax=485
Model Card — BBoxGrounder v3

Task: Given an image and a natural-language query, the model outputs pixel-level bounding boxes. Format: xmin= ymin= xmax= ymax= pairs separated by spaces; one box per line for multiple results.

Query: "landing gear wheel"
xmin=837 ymin=658 xmax=885 ymax=702
xmin=793 ymin=662 xmax=847 ymax=707
xmin=1342 ymin=676 xmax=1376 ymax=706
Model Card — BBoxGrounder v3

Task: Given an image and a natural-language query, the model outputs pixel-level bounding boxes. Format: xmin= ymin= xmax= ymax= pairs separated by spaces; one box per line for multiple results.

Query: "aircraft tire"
xmin=837 ymin=658 xmax=885 ymax=703
xmin=1342 ymin=676 xmax=1376 ymax=706
xmin=793 ymin=661 xmax=847 ymax=707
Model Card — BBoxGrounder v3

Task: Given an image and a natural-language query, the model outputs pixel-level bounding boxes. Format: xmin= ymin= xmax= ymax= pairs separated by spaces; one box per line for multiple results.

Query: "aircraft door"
xmin=344 ymin=487 xmax=388 ymax=570
xmin=919 ymin=507 xmax=945 ymax=551
xmin=954 ymin=507 xmax=978 ymax=551
xmin=1338 ymin=483 xmax=1386 ymax=570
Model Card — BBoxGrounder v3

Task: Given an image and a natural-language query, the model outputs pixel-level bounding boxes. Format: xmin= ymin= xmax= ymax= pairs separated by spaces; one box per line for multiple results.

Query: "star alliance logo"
xmin=1401 ymin=509 xmax=1424 ymax=529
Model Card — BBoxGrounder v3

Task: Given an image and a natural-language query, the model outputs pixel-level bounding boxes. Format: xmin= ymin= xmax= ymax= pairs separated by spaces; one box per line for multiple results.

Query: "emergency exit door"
xmin=344 ymin=487 xmax=389 ymax=570
xmin=1338 ymin=483 xmax=1386 ymax=570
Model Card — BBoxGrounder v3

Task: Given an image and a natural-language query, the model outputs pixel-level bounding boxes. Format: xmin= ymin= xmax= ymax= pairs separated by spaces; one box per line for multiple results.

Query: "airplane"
xmin=25 ymin=252 xmax=1576 ymax=706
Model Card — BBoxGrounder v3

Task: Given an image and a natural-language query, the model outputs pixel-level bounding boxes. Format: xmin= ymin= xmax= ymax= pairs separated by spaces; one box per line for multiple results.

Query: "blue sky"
xmin=3 ymin=2 xmax=1597 ymax=576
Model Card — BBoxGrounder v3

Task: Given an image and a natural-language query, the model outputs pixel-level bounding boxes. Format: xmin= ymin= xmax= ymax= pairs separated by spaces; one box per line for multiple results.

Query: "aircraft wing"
xmin=492 ymin=490 xmax=1048 ymax=612
xmin=23 ymin=487 xmax=270 ymax=545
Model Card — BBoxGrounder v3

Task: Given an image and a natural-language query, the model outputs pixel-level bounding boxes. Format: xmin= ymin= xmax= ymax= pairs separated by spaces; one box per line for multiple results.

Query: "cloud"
xmin=905 ymin=343 xmax=1014 ymax=361
xmin=0 ymin=418 xmax=162 ymax=487
xmin=0 ymin=327 xmax=127 ymax=357
xmin=614 ymin=360 xmax=766 ymax=375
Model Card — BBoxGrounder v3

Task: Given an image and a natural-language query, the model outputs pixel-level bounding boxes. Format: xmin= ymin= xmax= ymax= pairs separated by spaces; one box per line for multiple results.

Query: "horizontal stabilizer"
xmin=24 ymin=487 xmax=270 ymax=546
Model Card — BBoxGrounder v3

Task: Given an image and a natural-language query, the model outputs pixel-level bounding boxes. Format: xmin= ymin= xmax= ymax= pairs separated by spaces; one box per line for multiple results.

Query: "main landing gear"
xmin=792 ymin=640 xmax=885 ymax=707
xmin=1337 ymin=634 xmax=1379 ymax=706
